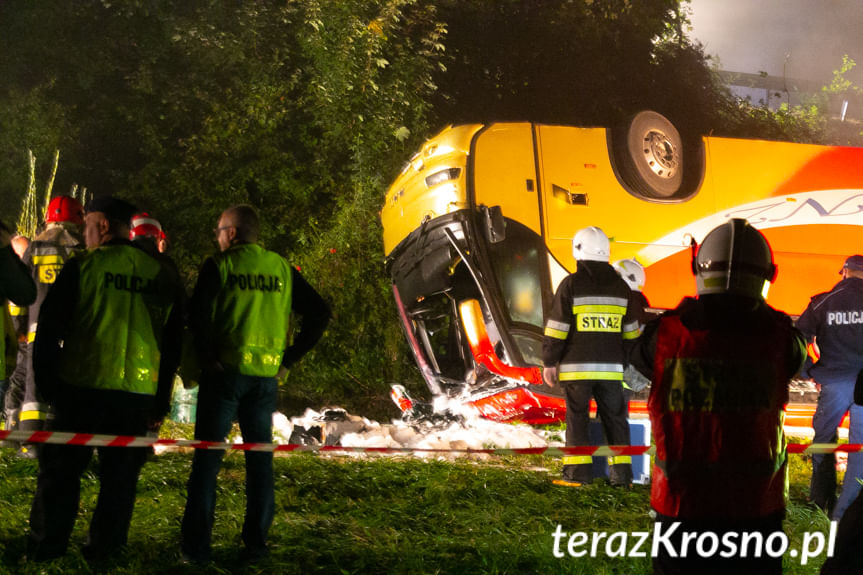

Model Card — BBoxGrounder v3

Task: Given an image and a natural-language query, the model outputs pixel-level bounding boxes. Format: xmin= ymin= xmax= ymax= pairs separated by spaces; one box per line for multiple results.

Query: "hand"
xmin=542 ymin=366 xmax=558 ymax=388
xmin=276 ymin=365 xmax=289 ymax=386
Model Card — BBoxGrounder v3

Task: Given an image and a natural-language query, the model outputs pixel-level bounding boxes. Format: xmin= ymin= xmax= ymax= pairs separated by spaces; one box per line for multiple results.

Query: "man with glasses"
xmin=181 ymin=204 xmax=330 ymax=564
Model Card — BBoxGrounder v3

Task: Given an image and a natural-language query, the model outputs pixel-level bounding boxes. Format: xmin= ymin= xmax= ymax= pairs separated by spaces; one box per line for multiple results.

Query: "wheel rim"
xmin=641 ymin=130 xmax=680 ymax=180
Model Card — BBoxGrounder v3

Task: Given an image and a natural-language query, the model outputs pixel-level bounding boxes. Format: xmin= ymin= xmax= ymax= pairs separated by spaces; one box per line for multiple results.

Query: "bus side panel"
xmin=764 ymin=224 xmax=863 ymax=314
xmin=535 ymin=125 xmax=719 ymax=271
xmin=472 ymin=123 xmax=542 ymax=234
xmin=643 ymin=224 xmax=863 ymax=314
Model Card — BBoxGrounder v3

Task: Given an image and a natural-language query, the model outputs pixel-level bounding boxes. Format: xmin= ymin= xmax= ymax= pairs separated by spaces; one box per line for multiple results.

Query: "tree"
xmin=1 ymin=1 xmax=855 ymax=419
xmin=0 ymin=0 xmax=445 ymax=417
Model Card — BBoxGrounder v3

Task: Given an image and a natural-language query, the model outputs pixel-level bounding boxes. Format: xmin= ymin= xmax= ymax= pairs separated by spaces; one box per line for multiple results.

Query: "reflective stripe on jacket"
xmin=542 ymin=260 xmax=638 ymax=382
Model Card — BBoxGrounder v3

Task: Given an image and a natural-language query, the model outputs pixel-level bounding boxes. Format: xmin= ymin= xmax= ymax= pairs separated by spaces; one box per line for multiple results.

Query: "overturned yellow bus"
xmin=381 ymin=112 xmax=863 ymax=424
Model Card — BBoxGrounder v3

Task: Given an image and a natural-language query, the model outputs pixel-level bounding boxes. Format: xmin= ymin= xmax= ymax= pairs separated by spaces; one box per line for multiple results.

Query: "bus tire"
xmin=614 ymin=111 xmax=684 ymax=199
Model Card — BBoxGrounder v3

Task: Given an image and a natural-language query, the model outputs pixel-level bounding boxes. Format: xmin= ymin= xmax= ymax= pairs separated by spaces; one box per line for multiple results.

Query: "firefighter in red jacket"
xmin=629 ymin=219 xmax=805 ymax=575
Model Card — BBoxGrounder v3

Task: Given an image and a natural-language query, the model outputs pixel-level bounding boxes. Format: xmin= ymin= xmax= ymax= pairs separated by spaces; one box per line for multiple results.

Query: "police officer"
xmin=12 ymin=196 xmax=84 ymax=457
xmin=798 ymin=254 xmax=863 ymax=520
xmin=181 ymin=204 xmax=330 ymax=564
xmin=27 ymin=196 xmax=184 ymax=561
xmin=629 ymin=219 xmax=805 ymax=575
xmin=542 ymin=226 xmax=639 ymax=487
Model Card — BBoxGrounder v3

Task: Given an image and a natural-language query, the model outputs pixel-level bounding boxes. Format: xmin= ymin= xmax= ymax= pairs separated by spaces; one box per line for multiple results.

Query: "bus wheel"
xmin=614 ymin=111 xmax=684 ymax=199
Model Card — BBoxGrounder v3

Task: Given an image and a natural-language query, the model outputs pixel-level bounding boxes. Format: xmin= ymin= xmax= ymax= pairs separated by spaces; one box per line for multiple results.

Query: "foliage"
xmin=0 ymin=0 xmax=444 ymax=418
xmin=431 ymin=0 xmax=682 ymax=127
xmin=14 ymin=149 xmax=60 ymax=239
xmin=0 ymin=445 xmax=833 ymax=574
xmin=823 ymin=55 xmax=863 ymax=98
xmin=0 ymin=1 xmax=860 ymax=418
xmin=15 ymin=151 xmax=39 ymax=239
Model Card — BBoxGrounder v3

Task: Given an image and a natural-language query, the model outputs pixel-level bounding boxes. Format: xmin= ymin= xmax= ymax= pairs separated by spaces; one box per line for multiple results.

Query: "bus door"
xmin=535 ymin=125 xmax=628 ymax=278
xmin=468 ymin=123 xmax=548 ymax=371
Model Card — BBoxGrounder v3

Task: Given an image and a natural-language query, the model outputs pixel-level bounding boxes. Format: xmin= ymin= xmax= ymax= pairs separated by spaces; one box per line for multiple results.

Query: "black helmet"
xmin=693 ymin=218 xmax=777 ymax=298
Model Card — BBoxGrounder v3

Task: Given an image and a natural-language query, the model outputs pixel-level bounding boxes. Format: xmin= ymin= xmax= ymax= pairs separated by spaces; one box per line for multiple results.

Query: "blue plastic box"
xmin=588 ymin=417 xmax=651 ymax=484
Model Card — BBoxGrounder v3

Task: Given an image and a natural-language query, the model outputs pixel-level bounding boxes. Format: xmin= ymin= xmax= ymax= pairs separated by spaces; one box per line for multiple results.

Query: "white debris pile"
xmin=268 ymin=404 xmax=555 ymax=458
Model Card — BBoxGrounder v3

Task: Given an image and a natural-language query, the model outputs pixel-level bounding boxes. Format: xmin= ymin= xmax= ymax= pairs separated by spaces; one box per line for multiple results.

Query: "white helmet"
xmin=613 ymin=259 xmax=646 ymax=292
xmin=572 ymin=226 xmax=610 ymax=262
xmin=693 ymin=218 xmax=777 ymax=298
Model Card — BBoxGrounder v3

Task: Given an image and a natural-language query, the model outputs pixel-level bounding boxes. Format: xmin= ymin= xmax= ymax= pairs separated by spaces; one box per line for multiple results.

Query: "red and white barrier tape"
xmin=0 ymin=430 xmax=859 ymax=456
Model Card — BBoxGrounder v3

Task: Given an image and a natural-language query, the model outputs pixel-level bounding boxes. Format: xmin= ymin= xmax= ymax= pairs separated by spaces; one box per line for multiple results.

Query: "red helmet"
xmin=45 ymin=196 xmax=84 ymax=225
xmin=129 ymin=212 xmax=165 ymax=241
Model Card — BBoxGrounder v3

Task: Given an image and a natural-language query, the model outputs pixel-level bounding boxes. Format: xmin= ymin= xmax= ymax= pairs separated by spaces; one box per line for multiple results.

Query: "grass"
xmin=0 ymin=428 xmax=836 ymax=575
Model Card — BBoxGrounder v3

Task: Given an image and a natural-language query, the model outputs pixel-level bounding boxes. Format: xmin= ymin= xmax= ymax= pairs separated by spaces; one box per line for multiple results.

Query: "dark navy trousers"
xmin=181 ymin=371 xmax=277 ymax=560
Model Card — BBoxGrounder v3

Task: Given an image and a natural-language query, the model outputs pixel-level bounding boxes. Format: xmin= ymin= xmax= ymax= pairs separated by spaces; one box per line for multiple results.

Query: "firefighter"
xmin=129 ymin=212 xmax=182 ymax=287
xmin=26 ymin=196 xmax=184 ymax=561
xmin=542 ymin=226 xmax=640 ymax=487
xmin=797 ymin=254 xmax=863 ymax=521
xmin=181 ymin=204 xmax=330 ymax=564
xmin=629 ymin=219 xmax=805 ymax=575
xmin=129 ymin=212 xmax=164 ymax=254
xmin=0 ymin=227 xmax=36 ymax=439
xmin=1 ymin=235 xmax=30 ymax=438
xmin=613 ymin=258 xmax=656 ymax=396
xmin=612 ymin=258 xmax=659 ymax=328
xmin=12 ymin=196 xmax=85 ymax=458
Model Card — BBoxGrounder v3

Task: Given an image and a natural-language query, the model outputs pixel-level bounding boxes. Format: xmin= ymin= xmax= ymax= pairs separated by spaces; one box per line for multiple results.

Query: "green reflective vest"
xmin=212 ymin=243 xmax=293 ymax=377
xmin=60 ymin=244 xmax=173 ymax=395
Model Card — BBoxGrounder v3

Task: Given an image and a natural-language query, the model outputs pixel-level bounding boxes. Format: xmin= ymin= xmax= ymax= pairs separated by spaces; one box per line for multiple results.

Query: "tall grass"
xmin=0 ymin=434 xmax=833 ymax=574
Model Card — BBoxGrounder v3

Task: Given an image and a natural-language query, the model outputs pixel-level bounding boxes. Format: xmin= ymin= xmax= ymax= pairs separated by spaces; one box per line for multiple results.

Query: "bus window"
xmin=411 ymin=293 xmax=468 ymax=381
xmin=485 ymin=220 xmax=546 ymax=330
xmin=511 ymin=333 xmax=543 ymax=367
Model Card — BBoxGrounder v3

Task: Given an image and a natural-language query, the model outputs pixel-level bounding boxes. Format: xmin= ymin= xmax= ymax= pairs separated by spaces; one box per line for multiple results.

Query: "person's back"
xmin=643 ymin=293 xmax=799 ymax=519
xmin=27 ymin=196 xmax=183 ymax=561
xmin=182 ymin=204 xmax=329 ymax=564
xmin=15 ymin=199 xmax=83 ymax=454
xmin=799 ymin=275 xmax=863 ymax=383
xmin=206 ymin=243 xmax=293 ymax=375
xmin=554 ymin=259 xmax=635 ymax=379
xmin=543 ymin=226 xmax=639 ymax=487
xmin=629 ymin=219 xmax=805 ymax=575
xmin=797 ymin=256 xmax=863 ymax=521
